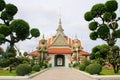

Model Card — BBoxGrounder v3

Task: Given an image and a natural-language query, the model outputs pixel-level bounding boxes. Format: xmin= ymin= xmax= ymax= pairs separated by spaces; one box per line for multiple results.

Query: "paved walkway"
xmin=31 ymin=67 xmax=95 ymax=80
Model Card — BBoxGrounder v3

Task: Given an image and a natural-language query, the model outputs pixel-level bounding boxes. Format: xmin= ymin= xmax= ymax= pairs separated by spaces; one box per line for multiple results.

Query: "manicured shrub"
xmin=73 ymin=62 xmax=80 ymax=68
xmin=89 ymin=21 xmax=98 ymax=31
xmin=85 ymin=63 xmax=102 ymax=75
xmin=6 ymin=4 xmax=18 ymax=16
xmin=79 ymin=64 xmax=86 ymax=71
xmin=91 ymin=4 xmax=106 ymax=17
xmin=84 ymin=11 xmax=93 ymax=21
xmin=0 ymin=59 xmax=10 ymax=67
xmin=39 ymin=61 xmax=48 ymax=69
xmin=81 ymin=58 xmax=91 ymax=66
xmin=30 ymin=28 xmax=40 ymax=38
xmin=0 ymin=0 xmax=6 ymax=11
xmin=90 ymin=32 xmax=98 ymax=40
xmin=43 ymin=62 xmax=48 ymax=68
xmin=105 ymin=0 xmax=118 ymax=12
xmin=16 ymin=64 xmax=32 ymax=76
xmin=32 ymin=65 xmax=40 ymax=72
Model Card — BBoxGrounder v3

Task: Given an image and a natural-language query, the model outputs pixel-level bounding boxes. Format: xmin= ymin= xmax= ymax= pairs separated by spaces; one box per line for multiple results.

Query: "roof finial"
xmin=59 ymin=18 xmax=62 ymax=25
xmin=59 ymin=7 xmax=61 ymax=18
xmin=75 ymin=34 xmax=78 ymax=39
xmin=55 ymin=8 xmax=66 ymax=36
xmin=42 ymin=34 xmax=45 ymax=39
xmin=74 ymin=34 xmax=78 ymax=43
xmin=59 ymin=7 xmax=62 ymax=25
xmin=56 ymin=8 xmax=64 ymax=32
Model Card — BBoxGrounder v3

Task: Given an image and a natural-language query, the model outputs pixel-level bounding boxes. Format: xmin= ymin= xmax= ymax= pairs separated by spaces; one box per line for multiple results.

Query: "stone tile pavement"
xmin=31 ymin=67 xmax=95 ymax=80
xmin=1 ymin=67 xmax=120 ymax=80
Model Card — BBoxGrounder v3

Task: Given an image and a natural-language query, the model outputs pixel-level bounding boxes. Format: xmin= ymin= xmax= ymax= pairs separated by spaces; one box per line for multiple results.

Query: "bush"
xmin=0 ymin=59 xmax=10 ymax=67
xmin=32 ymin=65 xmax=40 ymax=72
xmin=73 ymin=62 xmax=80 ymax=68
xmin=81 ymin=58 xmax=91 ymax=66
xmin=79 ymin=64 xmax=86 ymax=71
xmin=16 ymin=64 xmax=32 ymax=76
xmin=85 ymin=63 xmax=102 ymax=75
xmin=39 ymin=61 xmax=48 ymax=69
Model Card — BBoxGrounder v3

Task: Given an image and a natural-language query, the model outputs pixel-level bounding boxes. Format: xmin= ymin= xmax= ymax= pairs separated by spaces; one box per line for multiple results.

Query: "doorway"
xmin=54 ymin=55 xmax=65 ymax=66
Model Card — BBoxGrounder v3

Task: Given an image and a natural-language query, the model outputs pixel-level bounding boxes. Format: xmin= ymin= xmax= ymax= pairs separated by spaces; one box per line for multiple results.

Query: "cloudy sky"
xmin=1 ymin=0 xmax=120 ymax=53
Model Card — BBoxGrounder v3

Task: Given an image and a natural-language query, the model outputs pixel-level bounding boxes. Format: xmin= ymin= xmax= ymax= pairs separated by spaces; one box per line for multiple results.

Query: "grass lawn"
xmin=100 ymin=68 xmax=120 ymax=75
xmin=0 ymin=70 xmax=16 ymax=76
xmin=0 ymin=69 xmax=36 ymax=76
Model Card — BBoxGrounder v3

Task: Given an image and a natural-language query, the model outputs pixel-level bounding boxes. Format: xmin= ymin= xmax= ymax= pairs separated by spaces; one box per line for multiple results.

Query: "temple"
xmin=29 ymin=18 xmax=89 ymax=67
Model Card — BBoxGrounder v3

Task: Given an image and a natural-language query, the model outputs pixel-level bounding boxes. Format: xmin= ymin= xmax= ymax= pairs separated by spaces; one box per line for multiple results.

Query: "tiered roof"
xmin=29 ymin=18 xmax=89 ymax=56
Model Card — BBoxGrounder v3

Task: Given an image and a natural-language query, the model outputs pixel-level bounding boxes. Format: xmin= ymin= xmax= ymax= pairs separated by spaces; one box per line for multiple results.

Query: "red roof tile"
xmin=29 ymin=50 xmax=39 ymax=56
xmin=48 ymin=48 xmax=72 ymax=54
xmin=47 ymin=38 xmax=51 ymax=47
xmin=80 ymin=51 xmax=89 ymax=56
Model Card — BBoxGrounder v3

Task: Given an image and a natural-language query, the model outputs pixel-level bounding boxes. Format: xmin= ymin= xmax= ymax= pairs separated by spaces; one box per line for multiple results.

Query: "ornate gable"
xmin=51 ymin=34 xmax=69 ymax=46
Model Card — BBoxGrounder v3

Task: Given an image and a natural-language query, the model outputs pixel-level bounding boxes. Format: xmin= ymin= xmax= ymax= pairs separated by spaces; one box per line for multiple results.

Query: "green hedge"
xmin=85 ymin=63 xmax=102 ymax=75
xmin=32 ymin=65 xmax=40 ymax=72
xmin=79 ymin=64 xmax=86 ymax=71
xmin=16 ymin=64 xmax=32 ymax=76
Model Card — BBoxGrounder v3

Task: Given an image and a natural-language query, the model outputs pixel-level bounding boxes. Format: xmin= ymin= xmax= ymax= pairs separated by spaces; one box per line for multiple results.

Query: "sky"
xmin=1 ymin=0 xmax=120 ymax=53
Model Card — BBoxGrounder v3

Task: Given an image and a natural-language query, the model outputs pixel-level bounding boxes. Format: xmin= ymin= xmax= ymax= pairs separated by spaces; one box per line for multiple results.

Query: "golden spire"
xmin=55 ymin=9 xmax=66 ymax=36
xmin=56 ymin=17 xmax=64 ymax=32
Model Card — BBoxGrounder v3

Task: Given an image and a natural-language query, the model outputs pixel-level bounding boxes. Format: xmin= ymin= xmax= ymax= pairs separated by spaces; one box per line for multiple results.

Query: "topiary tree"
xmin=5 ymin=46 xmax=16 ymax=58
xmin=32 ymin=64 xmax=40 ymax=72
xmin=90 ymin=44 xmax=109 ymax=65
xmin=84 ymin=0 xmax=120 ymax=73
xmin=81 ymin=57 xmax=91 ymax=66
xmin=23 ymin=52 xmax=28 ymax=57
xmin=0 ymin=0 xmax=40 ymax=51
xmin=16 ymin=64 xmax=32 ymax=76
xmin=85 ymin=63 xmax=102 ymax=75
xmin=79 ymin=63 xmax=86 ymax=71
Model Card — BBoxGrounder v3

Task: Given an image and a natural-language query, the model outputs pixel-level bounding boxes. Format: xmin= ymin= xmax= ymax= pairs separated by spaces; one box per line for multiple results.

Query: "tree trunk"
xmin=9 ymin=65 xmax=12 ymax=73
xmin=113 ymin=64 xmax=119 ymax=73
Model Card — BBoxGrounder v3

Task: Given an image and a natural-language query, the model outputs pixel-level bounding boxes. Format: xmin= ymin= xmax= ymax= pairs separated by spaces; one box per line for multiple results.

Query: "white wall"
xmin=48 ymin=54 xmax=71 ymax=67
xmin=49 ymin=54 xmax=55 ymax=67
xmin=65 ymin=54 xmax=71 ymax=67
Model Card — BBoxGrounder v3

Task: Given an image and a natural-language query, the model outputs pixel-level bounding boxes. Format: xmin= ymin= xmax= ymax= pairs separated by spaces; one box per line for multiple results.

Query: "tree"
xmin=84 ymin=0 xmax=120 ymax=73
xmin=90 ymin=44 xmax=109 ymax=65
xmin=23 ymin=52 xmax=28 ymax=57
xmin=0 ymin=0 xmax=40 ymax=51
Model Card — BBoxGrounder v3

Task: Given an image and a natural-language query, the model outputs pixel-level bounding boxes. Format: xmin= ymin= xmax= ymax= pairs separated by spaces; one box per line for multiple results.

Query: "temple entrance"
xmin=55 ymin=55 xmax=65 ymax=66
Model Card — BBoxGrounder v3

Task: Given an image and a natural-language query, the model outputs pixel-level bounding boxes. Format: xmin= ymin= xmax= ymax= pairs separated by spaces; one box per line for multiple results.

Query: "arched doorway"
xmin=54 ymin=55 xmax=65 ymax=66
